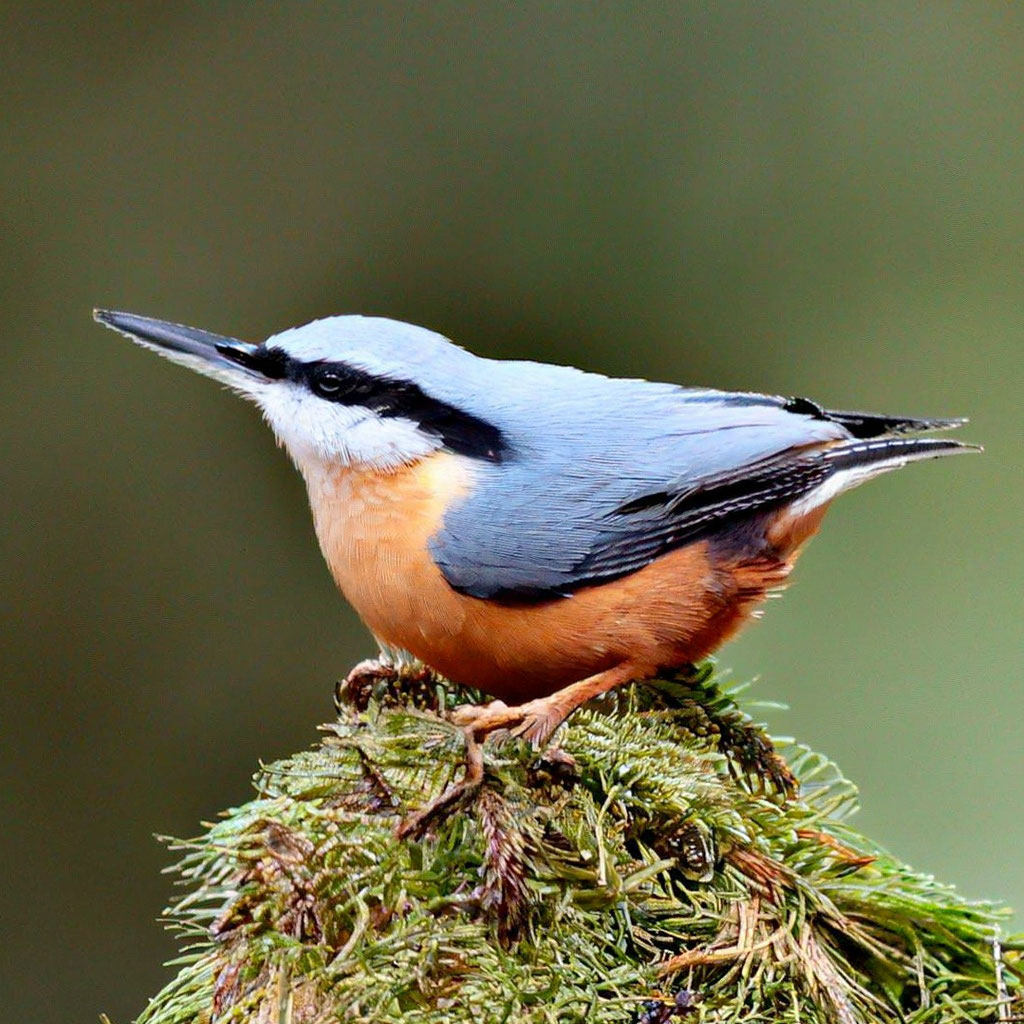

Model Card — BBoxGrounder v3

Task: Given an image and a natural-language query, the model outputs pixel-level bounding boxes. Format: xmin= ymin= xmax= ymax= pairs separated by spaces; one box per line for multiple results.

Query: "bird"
xmin=94 ymin=308 xmax=976 ymax=833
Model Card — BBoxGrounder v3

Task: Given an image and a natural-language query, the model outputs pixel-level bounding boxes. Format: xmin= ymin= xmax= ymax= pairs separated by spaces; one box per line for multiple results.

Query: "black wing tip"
xmin=926 ymin=437 xmax=981 ymax=453
xmin=918 ymin=438 xmax=982 ymax=456
xmin=825 ymin=436 xmax=982 ymax=470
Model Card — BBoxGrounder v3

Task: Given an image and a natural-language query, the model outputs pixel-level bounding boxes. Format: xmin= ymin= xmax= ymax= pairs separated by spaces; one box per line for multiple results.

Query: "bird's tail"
xmin=785 ymin=395 xmax=968 ymax=438
xmin=788 ymin=435 xmax=980 ymax=516
xmin=821 ymin=408 xmax=967 ymax=438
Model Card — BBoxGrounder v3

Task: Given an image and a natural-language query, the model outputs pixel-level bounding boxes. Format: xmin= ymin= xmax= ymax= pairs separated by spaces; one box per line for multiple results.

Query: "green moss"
xmin=131 ymin=665 xmax=1022 ymax=1023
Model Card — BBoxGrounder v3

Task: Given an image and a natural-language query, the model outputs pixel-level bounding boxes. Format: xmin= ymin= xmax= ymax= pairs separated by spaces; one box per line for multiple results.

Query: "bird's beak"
xmin=93 ymin=309 xmax=280 ymax=386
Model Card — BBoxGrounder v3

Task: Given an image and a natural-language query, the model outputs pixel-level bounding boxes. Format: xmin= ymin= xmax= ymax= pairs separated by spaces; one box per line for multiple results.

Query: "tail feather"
xmin=786 ymin=436 xmax=980 ymax=517
xmin=825 ymin=434 xmax=979 ymax=469
xmin=823 ymin=408 xmax=967 ymax=438
xmin=785 ymin=396 xmax=967 ymax=438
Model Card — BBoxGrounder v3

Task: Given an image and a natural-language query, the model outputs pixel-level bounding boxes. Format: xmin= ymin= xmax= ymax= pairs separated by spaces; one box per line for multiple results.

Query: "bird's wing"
xmin=428 ymin=382 xmax=964 ymax=601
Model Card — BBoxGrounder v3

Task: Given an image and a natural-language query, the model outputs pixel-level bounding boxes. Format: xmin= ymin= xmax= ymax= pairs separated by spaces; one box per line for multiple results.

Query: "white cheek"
xmin=341 ymin=415 xmax=438 ymax=468
xmin=254 ymin=384 xmax=437 ymax=470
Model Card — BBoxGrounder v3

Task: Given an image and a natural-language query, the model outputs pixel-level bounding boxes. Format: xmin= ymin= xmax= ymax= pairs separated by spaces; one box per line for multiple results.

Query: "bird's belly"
xmin=305 ymin=453 xmax=802 ymax=704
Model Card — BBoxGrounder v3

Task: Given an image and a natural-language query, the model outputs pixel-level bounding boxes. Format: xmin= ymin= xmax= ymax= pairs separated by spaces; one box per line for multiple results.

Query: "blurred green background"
xmin=2 ymin=4 xmax=1021 ymax=1021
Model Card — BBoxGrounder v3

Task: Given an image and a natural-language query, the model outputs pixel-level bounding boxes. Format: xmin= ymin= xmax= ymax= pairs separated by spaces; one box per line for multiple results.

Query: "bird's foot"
xmin=335 ymin=658 xmax=442 ymax=714
xmin=397 ymin=665 xmax=641 ymax=839
xmin=450 ymin=695 xmax=568 ymax=748
xmin=334 ymin=658 xmax=399 ymax=713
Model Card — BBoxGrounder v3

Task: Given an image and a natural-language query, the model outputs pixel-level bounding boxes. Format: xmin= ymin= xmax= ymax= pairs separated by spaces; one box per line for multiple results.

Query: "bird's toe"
xmin=450 ymin=699 xmax=509 ymax=731
xmin=510 ymin=699 xmax=567 ymax=748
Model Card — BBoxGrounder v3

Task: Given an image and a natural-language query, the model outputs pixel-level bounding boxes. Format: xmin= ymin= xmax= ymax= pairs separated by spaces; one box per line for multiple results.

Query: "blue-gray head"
xmin=94 ymin=310 xmax=504 ymax=471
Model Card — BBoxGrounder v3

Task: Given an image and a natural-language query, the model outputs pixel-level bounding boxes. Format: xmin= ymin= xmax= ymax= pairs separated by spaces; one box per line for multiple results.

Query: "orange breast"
xmin=303 ymin=452 xmax=826 ymax=704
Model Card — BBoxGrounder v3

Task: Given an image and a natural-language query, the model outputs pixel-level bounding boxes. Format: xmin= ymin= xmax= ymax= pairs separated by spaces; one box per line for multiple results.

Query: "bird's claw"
xmin=334 ymin=658 xmax=399 ymax=712
xmin=504 ymin=699 xmax=566 ymax=748
xmin=450 ymin=697 xmax=563 ymax=748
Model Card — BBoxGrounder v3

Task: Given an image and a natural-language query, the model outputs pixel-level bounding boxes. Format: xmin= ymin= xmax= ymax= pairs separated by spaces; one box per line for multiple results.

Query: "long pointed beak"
xmin=93 ymin=309 xmax=281 ymax=382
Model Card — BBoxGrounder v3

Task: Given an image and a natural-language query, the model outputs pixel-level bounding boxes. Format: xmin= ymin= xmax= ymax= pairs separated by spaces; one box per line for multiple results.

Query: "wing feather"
xmin=426 ymin=377 xmax=964 ymax=601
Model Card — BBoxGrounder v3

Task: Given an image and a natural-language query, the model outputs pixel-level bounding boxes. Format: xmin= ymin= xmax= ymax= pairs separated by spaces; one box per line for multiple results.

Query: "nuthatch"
xmin=95 ymin=310 xmax=975 ymax=828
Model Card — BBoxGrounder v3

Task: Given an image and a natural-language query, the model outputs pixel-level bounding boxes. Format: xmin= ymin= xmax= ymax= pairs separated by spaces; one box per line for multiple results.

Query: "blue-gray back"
xmin=425 ymin=356 xmax=850 ymax=599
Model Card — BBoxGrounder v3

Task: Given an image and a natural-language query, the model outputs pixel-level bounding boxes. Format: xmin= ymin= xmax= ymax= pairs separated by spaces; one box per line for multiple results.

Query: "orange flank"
xmin=304 ymin=450 xmax=829 ymax=713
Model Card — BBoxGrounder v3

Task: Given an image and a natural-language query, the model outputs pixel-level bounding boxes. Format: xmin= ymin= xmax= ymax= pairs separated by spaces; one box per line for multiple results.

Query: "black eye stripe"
xmin=228 ymin=344 xmax=290 ymax=379
xmin=262 ymin=349 xmax=508 ymax=463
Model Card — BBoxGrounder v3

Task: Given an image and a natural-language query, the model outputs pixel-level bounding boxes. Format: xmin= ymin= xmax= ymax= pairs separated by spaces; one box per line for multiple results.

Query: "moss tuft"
xmin=130 ymin=665 xmax=1022 ymax=1023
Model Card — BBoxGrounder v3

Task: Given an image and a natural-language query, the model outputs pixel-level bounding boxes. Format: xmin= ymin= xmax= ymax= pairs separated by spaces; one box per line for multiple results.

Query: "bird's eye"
xmin=312 ymin=369 xmax=345 ymax=398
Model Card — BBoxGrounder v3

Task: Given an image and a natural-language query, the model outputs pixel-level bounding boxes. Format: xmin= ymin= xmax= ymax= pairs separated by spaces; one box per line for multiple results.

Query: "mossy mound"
xmin=133 ymin=665 xmax=1021 ymax=1023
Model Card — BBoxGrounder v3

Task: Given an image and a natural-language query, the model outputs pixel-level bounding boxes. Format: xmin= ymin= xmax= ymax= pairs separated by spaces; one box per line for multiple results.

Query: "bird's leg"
xmin=451 ymin=661 xmax=643 ymax=747
xmin=394 ymin=708 xmax=490 ymax=839
xmin=396 ymin=664 xmax=641 ymax=840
